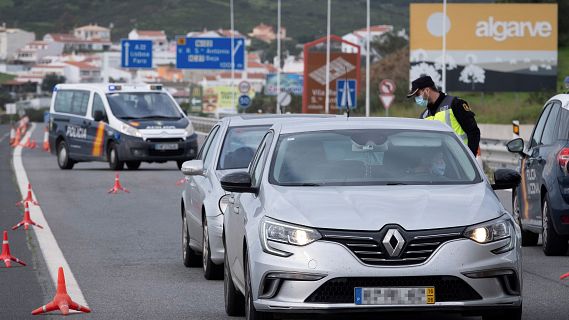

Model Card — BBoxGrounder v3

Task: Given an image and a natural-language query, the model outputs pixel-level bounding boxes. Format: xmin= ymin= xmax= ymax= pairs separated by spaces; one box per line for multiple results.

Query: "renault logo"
xmin=382 ymin=229 xmax=405 ymax=257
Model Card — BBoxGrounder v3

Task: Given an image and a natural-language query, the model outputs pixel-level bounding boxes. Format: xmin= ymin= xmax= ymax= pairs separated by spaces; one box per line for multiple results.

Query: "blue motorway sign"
xmin=176 ymin=37 xmax=245 ymax=70
xmin=121 ymin=39 xmax=152 ymax=69
xmin=238 ymin=95 xmax=251 ymax=109
xmin=337 ymin=79 xmax=357 ymax=110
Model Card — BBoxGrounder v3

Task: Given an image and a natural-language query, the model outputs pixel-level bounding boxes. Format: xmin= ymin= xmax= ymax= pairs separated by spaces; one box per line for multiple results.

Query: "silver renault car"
xmin=221 ymin=118 xmax=522 ymax=320
xmin=180 ymin=114 xmax=335 ymax=279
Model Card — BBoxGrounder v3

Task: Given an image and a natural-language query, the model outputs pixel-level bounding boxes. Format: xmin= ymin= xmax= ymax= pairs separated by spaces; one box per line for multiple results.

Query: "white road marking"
xmin=0 ymin=131 xmax=9 ymax=143
xmin=12 ymin=123 xmax=89 ymax=309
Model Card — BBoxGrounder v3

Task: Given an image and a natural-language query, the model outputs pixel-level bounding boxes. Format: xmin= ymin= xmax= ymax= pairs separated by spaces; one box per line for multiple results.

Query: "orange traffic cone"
xmin=10 ymin=127 xmax=21 ymax=148
xmin=176 ymin=177 xmax=186 ymax=186
xmin=562 ymin=272 xmax=569 ymax=280
xmin=42 ymin=126 xmax=49 ymax=152
xmin=0 ymin=231 xmax=26 ymax=268
xmin=108 ymin=173 xmax=129 ymax=194
xmin=16 ymin=183 xmax=39 ymax=207
xmin=31 ymin=267 xmax=91 ymax=315
xmin=20 ymin=137 xmax=37 ymax=149
xmin=12 ymin=202 xmax=43 ymax=231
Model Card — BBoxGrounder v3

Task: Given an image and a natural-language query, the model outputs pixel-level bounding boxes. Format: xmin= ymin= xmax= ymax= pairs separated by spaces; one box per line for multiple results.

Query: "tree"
xmin=371 ymin=31 xmax=408 ymax=59
xmin=41 ymin=74 xmax=65 ymax=92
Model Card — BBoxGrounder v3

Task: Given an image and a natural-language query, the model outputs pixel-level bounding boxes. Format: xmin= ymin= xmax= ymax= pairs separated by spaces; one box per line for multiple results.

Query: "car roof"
xmin=224 ymin=114 xmax=340 ymax=127
xmin=54 ymin=83 xmax=165 ymax=94
xmin=273 ymin=117 xmax=453 ymax=134
xmin=547 ymin=94 xmax=569 ymax=111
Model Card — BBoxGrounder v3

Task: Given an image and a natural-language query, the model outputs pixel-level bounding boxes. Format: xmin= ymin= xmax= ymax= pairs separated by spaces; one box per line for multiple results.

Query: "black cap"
xmin=406 ymin=76 xmax=435 ymax=98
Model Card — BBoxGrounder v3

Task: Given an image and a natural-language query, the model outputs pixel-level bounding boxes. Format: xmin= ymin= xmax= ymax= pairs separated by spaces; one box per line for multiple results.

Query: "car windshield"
xmin=217 ymin=125 xmax=270 ymax=170
xmin=269 ymin=129 xmax=481 ymax=186
xmin=106 ymin=92 xmax=183 ymax=120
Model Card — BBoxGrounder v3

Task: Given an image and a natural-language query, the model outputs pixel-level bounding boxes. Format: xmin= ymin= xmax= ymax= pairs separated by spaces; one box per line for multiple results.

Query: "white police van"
xmin=49 ymin=83 xmax=198 ymax=170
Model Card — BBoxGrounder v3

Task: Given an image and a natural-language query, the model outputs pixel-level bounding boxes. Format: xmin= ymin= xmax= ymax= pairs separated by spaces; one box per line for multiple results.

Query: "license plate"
xmin=354 ymin=287 xmax=435 ymax=305
xmin=155 ymin=143 xmax=178 ymax=150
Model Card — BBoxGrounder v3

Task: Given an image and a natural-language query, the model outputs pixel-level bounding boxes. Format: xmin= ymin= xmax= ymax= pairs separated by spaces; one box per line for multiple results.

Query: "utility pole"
xmin=365 ymin=0 xmax=370 ymax=117
xmin=276 ymin=0 xmax=282 ymax=114
xmin=325 ymin=0 xmax=331 ymax=114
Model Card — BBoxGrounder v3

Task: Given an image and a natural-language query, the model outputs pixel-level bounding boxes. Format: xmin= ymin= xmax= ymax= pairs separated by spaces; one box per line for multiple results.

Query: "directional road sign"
xmin=238 ymin=95 xmax=251 ymax=109
xmin=336 ymin=79 xmax=357 ymax=110
xmin=379 ymin=79 xmax=397 ymax=110
xmin=176 ymin=37 xmax=245 ymax=70
xmin=121 ymin=39 xmax=152 ymax=69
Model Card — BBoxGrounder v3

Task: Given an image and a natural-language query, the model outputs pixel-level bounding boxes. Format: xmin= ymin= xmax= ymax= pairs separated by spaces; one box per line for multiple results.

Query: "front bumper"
xmin=116 ymin=133 xmax=198 ymax=162
xmin=248 ymin=236 xmax=522 ymax=313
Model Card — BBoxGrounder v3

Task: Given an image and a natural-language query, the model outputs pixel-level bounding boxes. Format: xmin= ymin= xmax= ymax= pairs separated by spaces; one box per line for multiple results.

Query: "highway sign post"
xmin=121 ymin=39 xmax=152 ymax=69
xmin=176 ymin=37 xmax=245 ymax=70
xmin=379 ymin=79 xmax=396 ymax=117
xmin=336 ymin=79 xmax=357 ymax=110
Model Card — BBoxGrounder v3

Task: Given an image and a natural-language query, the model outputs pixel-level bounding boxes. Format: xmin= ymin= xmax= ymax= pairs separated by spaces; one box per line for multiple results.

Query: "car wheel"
xmin=108 ymin=143 xmax=124 ymax=170
xmin=57 ymin=140 xmax=74 ymax=170
xmin=202 ymin=217 xmax=223 ymax=280
xmin=224 ymin=247 xmax=245 ymax=316
xmin=126 ymin=161 xmax=141 ymax=170
xmin=542 ymin=197 xmax=568 ymax=256
xmin=512 ymin=191 xmax=538 ymax=246
xmin=482 ymin=305 xmax=522 ymax=320
xmin=245 ymin=251 xmax=272 ymax=320
xmin=182 ymin=213 xmax=201 ymax=267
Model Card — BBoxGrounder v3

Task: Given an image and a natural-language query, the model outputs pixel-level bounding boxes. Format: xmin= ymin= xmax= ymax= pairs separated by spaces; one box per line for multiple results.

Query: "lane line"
xmin=13 ymin=123 xmax=89 ymax=309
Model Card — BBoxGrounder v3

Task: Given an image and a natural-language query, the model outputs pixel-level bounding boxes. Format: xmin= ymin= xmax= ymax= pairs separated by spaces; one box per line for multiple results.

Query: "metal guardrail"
xmin=188 ymin=115 xmax=520 ymax=170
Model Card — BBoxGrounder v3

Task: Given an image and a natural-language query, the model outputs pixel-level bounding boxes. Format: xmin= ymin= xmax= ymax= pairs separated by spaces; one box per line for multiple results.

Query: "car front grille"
xmin=305 ymin=276 xmax=482 ymax=303
xmin=319 ymin=225 xmax=465 ymax=266
xmin=146 ymin=138 xmax=184 ymax=143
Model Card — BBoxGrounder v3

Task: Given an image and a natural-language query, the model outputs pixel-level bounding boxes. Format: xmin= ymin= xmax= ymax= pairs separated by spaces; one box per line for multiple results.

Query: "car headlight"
xmin=185 ymin=121 xmax=195 ymax=137
xmin=218 ymin=194 xmax=230 ymax=214
xmin=260 ymin=217 xmax=321 ymax=257
xmin=464 ymin=216 xmax=515 ymax=254
xmin=119 ymin=122 xmax=142 ymax=138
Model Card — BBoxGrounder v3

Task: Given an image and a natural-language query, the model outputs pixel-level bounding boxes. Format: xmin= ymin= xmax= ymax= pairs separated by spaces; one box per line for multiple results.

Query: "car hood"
xmin=263 ymin=183 xmax=504 ymax=231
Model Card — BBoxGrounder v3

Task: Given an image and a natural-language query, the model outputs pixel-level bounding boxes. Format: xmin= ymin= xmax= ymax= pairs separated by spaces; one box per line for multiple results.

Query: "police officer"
xmin=407 ymin=75 xmax=480 ymax=156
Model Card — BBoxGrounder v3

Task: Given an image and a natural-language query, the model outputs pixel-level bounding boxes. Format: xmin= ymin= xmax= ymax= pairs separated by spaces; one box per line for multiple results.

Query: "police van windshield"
xmin=217 ymin=125 xmax=270 ymax=170
xmin=269 ymin=129 xmax=482 ymax=186
xmin=106 ymin=92 xmax=183 ymax=120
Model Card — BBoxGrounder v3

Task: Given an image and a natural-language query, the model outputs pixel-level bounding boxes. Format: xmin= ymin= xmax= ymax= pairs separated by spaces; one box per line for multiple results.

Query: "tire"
xmin=512 ymin=191 xmax=538 ymax=246
xmin=57 ymin=140 xmax=74 ymax=170
xmin=202 ymin=217 xmax=223 ymax=280
xmin=482 ymin=305 xmax=522 ymax=320
xmin=245 ymin=251 xmax=272 ymax=320
xmin=108 ymin=142 xmax=124 ymax=170
xmin=126 ymin=161 xmax=141 ymax=170
xmin=182 ymin=213 xmax=201 ymax=267
xmin=542 ymin=197 xmax=568 ymax=256
xmin=224 ymin=244 xmax=245 ymax=316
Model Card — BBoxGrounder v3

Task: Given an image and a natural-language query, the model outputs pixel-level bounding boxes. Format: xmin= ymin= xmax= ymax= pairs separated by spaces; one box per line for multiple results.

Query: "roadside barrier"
xmin=16 ymin=183 xmax=39 ymax=207
xmin=42 ymin=126 xmax=49 ymax=152
xmin=12 ymin=202 xmax=43 ymax=231
xmin=108 ymin=173 xmax=129 ymax=194
xmin=31 ymin=267 xmax=91 ymax=315
xmin=0 ymin=231 xmax=26 ymax=268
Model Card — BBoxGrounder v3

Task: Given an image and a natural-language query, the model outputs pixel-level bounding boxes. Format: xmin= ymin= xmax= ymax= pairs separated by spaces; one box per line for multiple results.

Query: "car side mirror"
xmin=506 ymin=138 xmax=524 ymax=155
xmin=220 ymin=171 xmax=257 ymax=193
xmin=492 ymin=169 xmax=521 ymax=190
xmin=181 ymin=160 xmax=205 ymax=176
xmin=93 ymin=110 xmax=106 ymax=122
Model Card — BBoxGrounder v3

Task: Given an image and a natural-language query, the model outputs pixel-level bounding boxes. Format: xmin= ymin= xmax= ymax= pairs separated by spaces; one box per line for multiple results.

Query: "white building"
xmin=0 ymin=26 xmax=35 ymax=61
xmin=73 ymin=24 xmax=111 ymax=41
xmin=43 ymin=33 xmax=111 ymax=52
xmin=16 ymin=41 xmax=64 ymax=63
xmin=341 ymin=25 xmax=393 ymax=56
xmin=128 ymin=29 xmax=168 ymax=52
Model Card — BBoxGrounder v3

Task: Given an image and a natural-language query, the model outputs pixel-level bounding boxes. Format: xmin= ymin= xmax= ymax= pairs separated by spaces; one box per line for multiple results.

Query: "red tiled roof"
xmin=136 ymin=30 xmax=166 ymax=37
xmin=354 ymin=25 xmax=393 ymax=34
xmin=65 ymin=61 xmax=98 ymax=70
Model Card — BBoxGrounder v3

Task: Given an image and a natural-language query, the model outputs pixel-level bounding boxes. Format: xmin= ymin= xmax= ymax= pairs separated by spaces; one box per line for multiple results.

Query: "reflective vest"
xmin=420 ymin=95 xmax=468 ymax=145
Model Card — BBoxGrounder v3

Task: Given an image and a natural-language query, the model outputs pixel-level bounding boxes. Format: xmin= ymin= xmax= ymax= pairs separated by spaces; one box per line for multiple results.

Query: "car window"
xmin=54 ymin=90 xmax=90 ymax=116
xmin=91 ymin=93 xmax=107 ymax=120
xmin=558 ymin=108 xmax=569 ymax=140
xmin=250 ymin=131 xmax=274 ymax=187
xmin=203 ymin=126 xmax=222 ymax=168
xmin=540 ymin=101 xmax=560 ymax=146
xmin=269 ymin=129 xmax=481 ymax=186
xmin=106 ymin=92 xmax=182 ymax=120
xmin=529 ymin=103 xmax=552 ymax=148
xmin=198 ymin=126 xmax=219 ymax=161
xmin=217 ymin=125 xmax=270 ymax=170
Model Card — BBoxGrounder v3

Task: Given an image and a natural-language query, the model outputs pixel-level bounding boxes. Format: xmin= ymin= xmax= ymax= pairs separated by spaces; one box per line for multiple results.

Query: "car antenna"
xmin=344 ymin=65 xmax=350 ymax=118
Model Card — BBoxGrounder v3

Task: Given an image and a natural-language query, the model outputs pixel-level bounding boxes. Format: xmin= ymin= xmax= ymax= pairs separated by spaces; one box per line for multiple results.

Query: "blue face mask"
xmin=415 ymin=94 xmax=428 ymax=108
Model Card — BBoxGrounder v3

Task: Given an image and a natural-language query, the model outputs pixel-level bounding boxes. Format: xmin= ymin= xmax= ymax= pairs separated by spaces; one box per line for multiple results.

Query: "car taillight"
xmin=558 ymin=148 xmax=569 ymax=173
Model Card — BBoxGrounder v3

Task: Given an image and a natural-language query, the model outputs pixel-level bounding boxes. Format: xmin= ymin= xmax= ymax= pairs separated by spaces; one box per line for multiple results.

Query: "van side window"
xmin=540 ymin=101 xmax=560 ymax=145
xmin=91 ymin=93 xmax=107 ymax=120
xmin=529 ymin=103 xmax=552 ymax=148
xmin=54 ymin=90 xmax=90 ymax=116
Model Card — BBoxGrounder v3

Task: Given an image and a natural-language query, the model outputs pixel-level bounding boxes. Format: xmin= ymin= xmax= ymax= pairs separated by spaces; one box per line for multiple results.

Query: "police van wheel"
xmin=108 ymin=143 xmax=124 ymax=170
xmin=126 ymin=161 xmax=141 ymax=170
xmin=57 ymin=141 xmax=74 ymax=170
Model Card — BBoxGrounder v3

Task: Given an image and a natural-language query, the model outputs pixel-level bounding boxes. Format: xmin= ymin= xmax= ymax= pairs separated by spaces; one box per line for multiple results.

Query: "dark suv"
xmin=507 ymin=95 xmax=569 ymax=255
